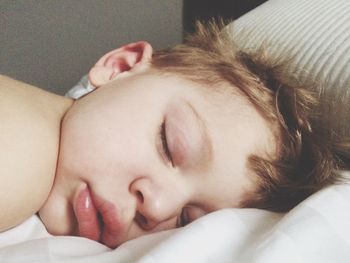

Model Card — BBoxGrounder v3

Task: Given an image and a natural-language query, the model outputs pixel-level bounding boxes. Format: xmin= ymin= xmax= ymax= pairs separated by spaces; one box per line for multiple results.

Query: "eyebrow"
xmin=185 ymin=101 xmax=213 ymax=170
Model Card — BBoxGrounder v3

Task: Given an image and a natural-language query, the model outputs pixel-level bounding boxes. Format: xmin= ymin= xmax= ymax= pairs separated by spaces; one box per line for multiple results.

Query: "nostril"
xmin=136 ymin=190 xmax=144 ymax=204
xmin=135 ymin=212 xmax=148 ymax=229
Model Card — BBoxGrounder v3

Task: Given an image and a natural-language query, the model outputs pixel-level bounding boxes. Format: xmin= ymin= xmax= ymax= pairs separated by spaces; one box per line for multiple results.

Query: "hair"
xmin=151 ymin=19 xmax=350 ymax=212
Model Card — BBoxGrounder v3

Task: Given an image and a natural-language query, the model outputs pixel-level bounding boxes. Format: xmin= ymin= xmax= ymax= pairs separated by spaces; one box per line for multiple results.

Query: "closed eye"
xmin=176 ymin=207 xmax=190 ymax=227
xmin=159 ymin=119 xmax=174 ymax=167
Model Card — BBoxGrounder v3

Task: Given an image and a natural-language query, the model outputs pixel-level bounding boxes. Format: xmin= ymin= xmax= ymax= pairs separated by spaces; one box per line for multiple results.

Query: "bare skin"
xmin=0 ymin=75 xmax=73 ymax=232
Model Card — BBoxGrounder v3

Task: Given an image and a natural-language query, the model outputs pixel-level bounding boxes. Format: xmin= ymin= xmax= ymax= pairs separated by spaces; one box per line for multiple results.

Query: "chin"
xmin=38 ymin=193 xmax=77 ymax=237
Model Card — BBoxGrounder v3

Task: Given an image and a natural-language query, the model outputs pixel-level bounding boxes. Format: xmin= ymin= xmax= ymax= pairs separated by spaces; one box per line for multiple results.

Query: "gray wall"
xmin=0 ymin=0 xmax=183 ymax=94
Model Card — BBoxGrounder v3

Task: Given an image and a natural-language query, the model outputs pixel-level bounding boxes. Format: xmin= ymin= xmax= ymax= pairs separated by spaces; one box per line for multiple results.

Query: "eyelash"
xmin=177 ymin=207 xmax=189 ymax=227
xmin=160 ymin=120 xmax=174 ymax=167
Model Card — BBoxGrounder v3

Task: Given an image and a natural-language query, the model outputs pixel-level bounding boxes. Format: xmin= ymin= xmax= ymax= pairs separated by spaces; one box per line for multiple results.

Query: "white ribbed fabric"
xmin=229 ymin=0 xmax=350 ymax=133
xmin=230 ymin=0 xmax=350 ymax=89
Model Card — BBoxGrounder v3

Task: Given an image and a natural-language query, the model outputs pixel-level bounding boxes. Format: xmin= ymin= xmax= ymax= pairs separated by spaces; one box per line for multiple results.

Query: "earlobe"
xmin=88 ymin=41 xmax=153 ymax=88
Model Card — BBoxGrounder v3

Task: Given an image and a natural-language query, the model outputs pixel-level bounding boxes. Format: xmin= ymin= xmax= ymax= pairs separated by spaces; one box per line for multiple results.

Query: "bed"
xmin=1 ymin=0 xmax=350 ymax=262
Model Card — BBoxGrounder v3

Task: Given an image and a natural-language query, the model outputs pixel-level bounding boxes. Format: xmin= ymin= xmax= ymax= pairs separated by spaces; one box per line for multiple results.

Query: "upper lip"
xmin=90 ymin=189 xmax=124 ymax=248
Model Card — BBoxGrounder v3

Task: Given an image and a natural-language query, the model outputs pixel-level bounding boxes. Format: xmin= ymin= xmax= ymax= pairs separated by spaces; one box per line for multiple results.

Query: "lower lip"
xmin=73 ymin=186 xmax=101 ymax=242
xmin=94 ymin=194 xmax=123 ymax=248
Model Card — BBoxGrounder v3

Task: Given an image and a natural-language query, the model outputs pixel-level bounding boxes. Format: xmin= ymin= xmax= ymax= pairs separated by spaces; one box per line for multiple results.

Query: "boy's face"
xmin=39 ymin=69 xmax=276 ymax=248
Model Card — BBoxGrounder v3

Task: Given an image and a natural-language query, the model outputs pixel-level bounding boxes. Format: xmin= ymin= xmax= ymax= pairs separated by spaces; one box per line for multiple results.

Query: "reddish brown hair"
xmin=151 ymin=20 xmax=350 ymax=212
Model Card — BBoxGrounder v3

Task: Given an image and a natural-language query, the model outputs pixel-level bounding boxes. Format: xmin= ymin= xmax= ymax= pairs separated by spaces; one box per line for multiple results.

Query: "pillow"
xmin=228 ymin=0 xmax=350 ymax=136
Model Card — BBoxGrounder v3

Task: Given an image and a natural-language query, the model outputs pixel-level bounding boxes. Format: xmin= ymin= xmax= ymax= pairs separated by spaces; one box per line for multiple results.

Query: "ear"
xmin=88 ymin=41 xmax=153 ymax=87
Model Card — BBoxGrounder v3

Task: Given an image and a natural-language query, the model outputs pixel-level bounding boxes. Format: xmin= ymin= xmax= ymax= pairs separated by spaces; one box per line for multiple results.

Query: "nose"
xmin=129 ymin=177 xmax=187 ymax=230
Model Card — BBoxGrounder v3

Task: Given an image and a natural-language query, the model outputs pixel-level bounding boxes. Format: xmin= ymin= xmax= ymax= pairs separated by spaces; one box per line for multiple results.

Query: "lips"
xmin=73 ymin=185 xmax=123 ymax=248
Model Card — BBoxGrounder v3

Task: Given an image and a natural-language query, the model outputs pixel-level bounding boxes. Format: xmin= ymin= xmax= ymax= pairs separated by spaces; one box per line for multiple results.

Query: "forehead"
xmin=192 ymin=80 xmax=276 ymax=185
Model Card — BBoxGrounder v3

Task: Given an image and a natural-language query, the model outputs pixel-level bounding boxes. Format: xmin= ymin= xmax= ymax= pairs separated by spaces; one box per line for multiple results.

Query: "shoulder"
xmin=0 ymin=75 xmax=73 ymax=232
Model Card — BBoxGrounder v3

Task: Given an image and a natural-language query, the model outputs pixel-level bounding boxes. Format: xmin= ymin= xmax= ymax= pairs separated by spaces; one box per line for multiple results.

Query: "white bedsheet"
xmin=1 ymin=171 xmax=349 ymax=263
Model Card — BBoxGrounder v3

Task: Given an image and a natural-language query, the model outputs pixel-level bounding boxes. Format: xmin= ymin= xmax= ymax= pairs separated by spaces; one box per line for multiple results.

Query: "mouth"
xmin=73 ymin=184 xmax=123 ymax=248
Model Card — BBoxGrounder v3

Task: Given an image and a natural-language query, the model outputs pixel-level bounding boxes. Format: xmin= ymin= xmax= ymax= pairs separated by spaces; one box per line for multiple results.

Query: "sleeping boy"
xmin=1 ymin=21 xmax=349 ymax=249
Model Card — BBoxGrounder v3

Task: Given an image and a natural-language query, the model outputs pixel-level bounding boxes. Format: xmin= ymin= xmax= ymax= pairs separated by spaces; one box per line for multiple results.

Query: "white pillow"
xmin=229 ymin=0 xmax=350 ymax=90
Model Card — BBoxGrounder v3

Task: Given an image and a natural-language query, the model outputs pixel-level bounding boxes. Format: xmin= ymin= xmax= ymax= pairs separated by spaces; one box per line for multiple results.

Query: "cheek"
xmin=60 ymin=118 xmax=151 ymax=181
xmin=58 ymin=115 xmax=110 ymax=179
xmin=60 ymin=97 xmax=161 ymax=186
